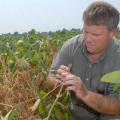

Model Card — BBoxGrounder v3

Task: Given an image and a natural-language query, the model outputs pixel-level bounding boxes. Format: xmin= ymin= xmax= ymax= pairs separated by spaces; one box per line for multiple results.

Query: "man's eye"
xmin=84 ymin=31 xmax=88 ymax=34
xmin=92 ymin=33 xmax=100 ymax=36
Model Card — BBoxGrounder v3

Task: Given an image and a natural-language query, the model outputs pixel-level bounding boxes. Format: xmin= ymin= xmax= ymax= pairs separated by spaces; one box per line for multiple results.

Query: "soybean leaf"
xmin=39 ymin=90 xmax=47 ymax=99
xmin=64 ymin=112 xmax=71 ymax=120
xmin=101 ymin=71 xmax=120 ymax=84
xmin=38 ymin=104 xmax=48 ymax=118
xmin=113 ymin=83 xmax=120 ymax=91
xmin=4 ymin=108 xmax=19 ymax=120
xmin=53 ymin=106 xmax=62 ymax=120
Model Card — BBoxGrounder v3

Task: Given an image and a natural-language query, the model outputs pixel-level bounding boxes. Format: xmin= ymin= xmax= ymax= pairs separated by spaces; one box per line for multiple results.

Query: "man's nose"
xmin=85 ymin=33 xmax=94 ymax=43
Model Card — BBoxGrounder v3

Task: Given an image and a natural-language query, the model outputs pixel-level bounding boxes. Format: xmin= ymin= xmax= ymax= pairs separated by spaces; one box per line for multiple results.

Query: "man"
xmin=48 ymin=1 xmax=120 ymax=120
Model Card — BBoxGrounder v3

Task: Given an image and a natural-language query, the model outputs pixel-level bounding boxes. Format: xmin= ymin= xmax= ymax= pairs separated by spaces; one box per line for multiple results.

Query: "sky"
xmin=0 ymin=0 xmax=120 ymax=34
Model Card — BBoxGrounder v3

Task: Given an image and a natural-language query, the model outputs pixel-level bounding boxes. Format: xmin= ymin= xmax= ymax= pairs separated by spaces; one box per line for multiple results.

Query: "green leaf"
xmin=39 ymin=90 xmax=47 ymax=99
xmin=17 ymin=40 xmax=24 ymax=47
xmin=38 ymin=104 xmax=47 ymax=118
xmin=64 ymin=112 xmax=71 ymax=120
xmin=29 ymin=57 xmax=39 ymax=66
xmin=53 ymin=106 xmax=62 ymax=120
xmin=4 ymin=108 xmax=19 ymax=120
xmin=113 ymin=83 xmax=120 ymax=91
xmin=0 ymin=62 xmax=2 ymax=70
xmin=10 ymin=61 xmax=16 ymax=73
xmin=101 ymin=71 xmax=120 ymax=84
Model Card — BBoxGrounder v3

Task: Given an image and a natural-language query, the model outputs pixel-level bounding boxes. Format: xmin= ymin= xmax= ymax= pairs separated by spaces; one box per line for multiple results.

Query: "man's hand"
xmin=56 ymin=65 xmax=120 ymax=115
xmin=56 ymin=65 xmax=71 ymax=81
xmin=56 ymin=65 xmax=88 ymax=100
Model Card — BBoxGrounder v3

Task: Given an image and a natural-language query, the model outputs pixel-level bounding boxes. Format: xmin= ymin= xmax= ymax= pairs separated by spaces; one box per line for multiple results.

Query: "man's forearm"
xmin=47 ymin=76 xmax=57 ymax=90
xmin=47 ymin=76 xmax=64 ymax=94
xmin=48 ymin=73 xmax=120 ymax=115
xmin=81 ymin=90 xmax=120 ymax=115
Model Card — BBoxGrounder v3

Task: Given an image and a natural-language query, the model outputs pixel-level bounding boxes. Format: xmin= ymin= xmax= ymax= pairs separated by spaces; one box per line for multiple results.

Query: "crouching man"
xmin=48 ymin=1 xmax=120 ymax=120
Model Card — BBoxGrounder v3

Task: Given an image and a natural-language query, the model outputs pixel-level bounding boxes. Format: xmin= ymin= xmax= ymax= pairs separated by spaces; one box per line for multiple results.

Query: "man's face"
xmin=83 ymin=24 xmax=116 ymax=55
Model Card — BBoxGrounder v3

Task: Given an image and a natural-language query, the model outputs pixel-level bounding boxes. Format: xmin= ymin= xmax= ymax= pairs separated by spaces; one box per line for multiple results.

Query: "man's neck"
xmin=89 ymin=52 xmax=104 ymax=62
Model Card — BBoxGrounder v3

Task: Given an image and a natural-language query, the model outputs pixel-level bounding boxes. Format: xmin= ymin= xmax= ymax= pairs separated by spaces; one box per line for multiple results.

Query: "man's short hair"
xmin=83 ymin=1 xmax=120 ymax=30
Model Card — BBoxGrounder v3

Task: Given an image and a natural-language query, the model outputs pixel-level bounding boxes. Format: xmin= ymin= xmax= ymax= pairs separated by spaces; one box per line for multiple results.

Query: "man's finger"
xmin=59 ymin=65 xmax=70 ymax=72
xmin=61 ymin=72 xmax=69 ymax=77
xmin=57 ymin=68 xmax=66 ymax=75
xmin=63 ymin=80 xmax=76 ymax=86
xmin=65 ymin=86 xmax=75 ymax=92
xmin=56 ymin=74 xmax=62 ymax=80
xmin=61 ymin=73 xmax=76 ymax=80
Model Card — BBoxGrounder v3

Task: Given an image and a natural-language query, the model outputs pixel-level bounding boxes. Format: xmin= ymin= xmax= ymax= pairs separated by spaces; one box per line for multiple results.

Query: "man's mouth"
xmin=86 ymin=44 xmax=95 ymax=52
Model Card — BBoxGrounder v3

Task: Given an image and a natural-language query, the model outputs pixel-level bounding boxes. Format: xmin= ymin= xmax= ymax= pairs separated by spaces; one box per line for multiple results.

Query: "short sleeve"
xmin=48 ymin=35 xmax=83 ymax=77
xmin=48 ymin=40 xmax=73 ymax=77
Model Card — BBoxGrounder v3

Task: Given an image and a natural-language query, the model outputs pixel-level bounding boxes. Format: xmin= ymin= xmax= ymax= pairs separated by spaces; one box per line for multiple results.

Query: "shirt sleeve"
xmin=48 ymin=40 xmax=73 ymax=77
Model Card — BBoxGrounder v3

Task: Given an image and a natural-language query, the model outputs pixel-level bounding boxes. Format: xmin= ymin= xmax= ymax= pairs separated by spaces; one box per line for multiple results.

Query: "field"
xmin=0 ymin=29 xmax=120 ymax=120
xmin=0 ymin=29 xmax=81 ymax=120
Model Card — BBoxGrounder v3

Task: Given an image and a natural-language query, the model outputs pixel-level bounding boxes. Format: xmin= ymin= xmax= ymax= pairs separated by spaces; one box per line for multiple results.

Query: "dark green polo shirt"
xmin=48 ymin=34 xmax=120 ymax=120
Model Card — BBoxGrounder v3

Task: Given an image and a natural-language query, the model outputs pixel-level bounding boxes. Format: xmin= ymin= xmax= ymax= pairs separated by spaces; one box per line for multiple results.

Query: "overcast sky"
xmin=0 ymin=0 xmax=120 ymax=34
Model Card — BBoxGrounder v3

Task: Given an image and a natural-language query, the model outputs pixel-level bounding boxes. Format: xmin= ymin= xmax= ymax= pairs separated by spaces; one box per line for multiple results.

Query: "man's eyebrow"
xmin=91 ymin=33 xmax=102 ymax=36
xmin=84 ymin=30 xmax=103 ymax=36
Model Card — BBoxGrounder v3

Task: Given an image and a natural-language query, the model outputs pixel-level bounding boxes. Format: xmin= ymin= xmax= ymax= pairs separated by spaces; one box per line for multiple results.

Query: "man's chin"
xmin=87 ymin=48 xmax=99 ymax=55
xmin=86 ymin=47 xmax=95 ymax=54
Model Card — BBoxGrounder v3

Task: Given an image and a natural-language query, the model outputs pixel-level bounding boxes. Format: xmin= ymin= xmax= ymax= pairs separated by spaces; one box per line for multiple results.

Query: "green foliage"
xmin=0 ymin=29 xmax=118 ymax=119
xmin=8 ymin=108 xmax=19 ymax=120
xmin=101 ymin=71 xmax=120 ymax=84
xmin=0 ymin=108 xmax=19 ymax=120
xmin=0 ymin=29 xmax=78 ymax=119
xmin=37 ymin=89 xmax=71 ymax=120
xmin=116 ymin=32 xmax=120 ymax=39
xmin=101 ymin=71 xmax=120 ymax=91
xmin=38 ymin=103 xmax=48 ymax=118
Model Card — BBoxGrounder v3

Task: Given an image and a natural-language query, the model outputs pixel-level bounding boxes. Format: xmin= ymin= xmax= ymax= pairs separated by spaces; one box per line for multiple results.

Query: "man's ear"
xmin=110 ymin=28 xmax=117 ymax=38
